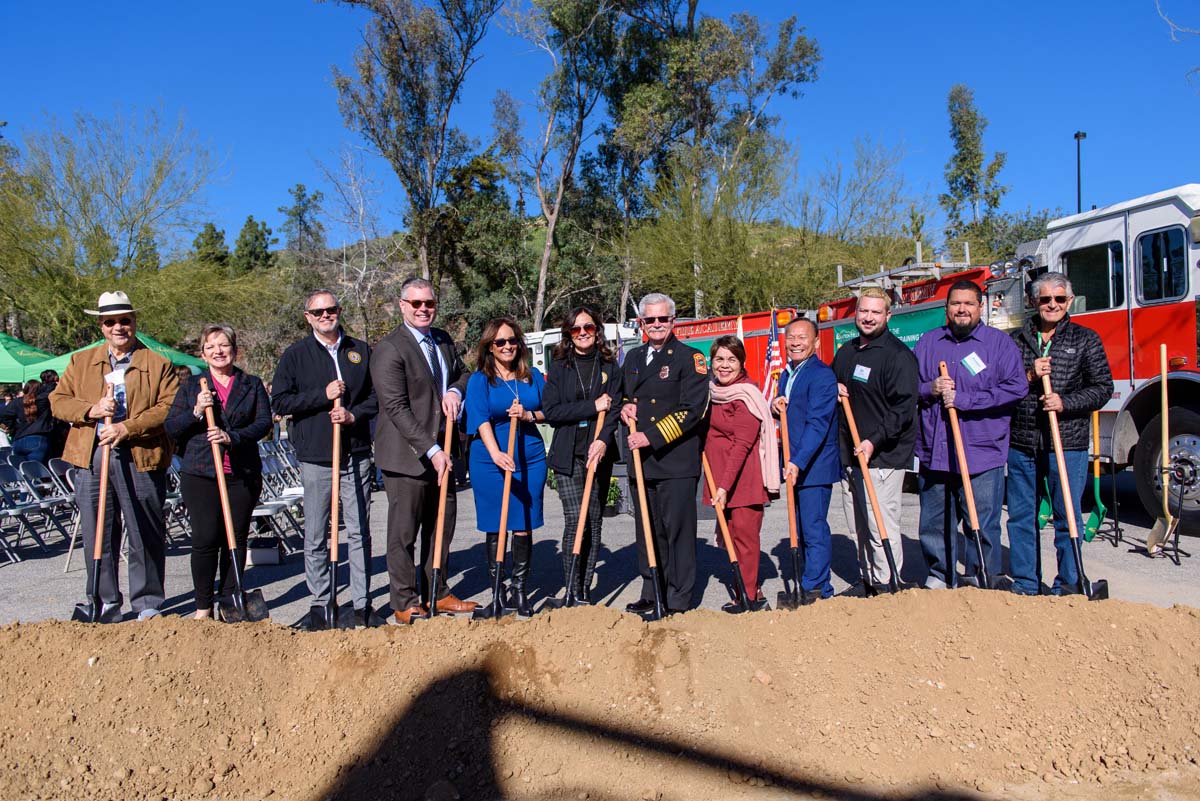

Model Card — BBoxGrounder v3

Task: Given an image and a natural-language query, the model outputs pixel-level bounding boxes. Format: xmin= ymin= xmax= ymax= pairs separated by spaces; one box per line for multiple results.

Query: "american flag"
xmin=760 ymin=310 xmax=783 ymax=400
xmin=615 ymin=326 xmax=627 ymax=366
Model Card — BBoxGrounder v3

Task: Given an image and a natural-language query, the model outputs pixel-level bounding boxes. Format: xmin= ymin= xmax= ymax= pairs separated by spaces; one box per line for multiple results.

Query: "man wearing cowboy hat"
xmin=51 ymin=291 xmax=180 ymax=621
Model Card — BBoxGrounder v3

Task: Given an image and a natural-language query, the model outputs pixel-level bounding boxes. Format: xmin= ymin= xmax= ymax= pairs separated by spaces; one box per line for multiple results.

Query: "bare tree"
xmin=1157 ymin=0 xmax=1200 ymax=87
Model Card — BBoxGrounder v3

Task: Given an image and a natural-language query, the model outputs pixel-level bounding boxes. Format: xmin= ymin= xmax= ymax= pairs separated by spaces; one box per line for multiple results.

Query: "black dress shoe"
xmin=625 ymin=598 xmax=654 ymax=614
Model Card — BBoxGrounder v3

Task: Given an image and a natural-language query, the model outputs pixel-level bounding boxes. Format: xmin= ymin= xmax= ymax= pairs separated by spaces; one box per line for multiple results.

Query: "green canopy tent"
xmin=0 ymin=332 xmax=55 ymax=384
xmin=24 ymin=332 xmax=206 ymax=378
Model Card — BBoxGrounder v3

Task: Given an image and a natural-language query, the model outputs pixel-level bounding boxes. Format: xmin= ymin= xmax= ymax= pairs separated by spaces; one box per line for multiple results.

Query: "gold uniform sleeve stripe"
xmin=657 ymin=417 xmax=680 ymax=443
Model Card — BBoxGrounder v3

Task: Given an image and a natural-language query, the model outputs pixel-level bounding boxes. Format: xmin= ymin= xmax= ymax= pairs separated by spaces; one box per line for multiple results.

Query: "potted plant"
xmin=603 ymin=476 xmax=621 ymax=517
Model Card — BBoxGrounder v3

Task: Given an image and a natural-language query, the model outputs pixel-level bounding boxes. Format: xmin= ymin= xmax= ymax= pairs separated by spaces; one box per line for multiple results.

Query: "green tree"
xmin=939 ymin=84 xmax=1007 ymax=237
xmin=192 ymin=222 xmax=230 ymax=268
xmin=278 ymin=183 xmax=326 ymax=263
xmin=330 ymin=0 xmax=502 ymax=279
xmin=231 ymin=215 xmax=276 ymax=275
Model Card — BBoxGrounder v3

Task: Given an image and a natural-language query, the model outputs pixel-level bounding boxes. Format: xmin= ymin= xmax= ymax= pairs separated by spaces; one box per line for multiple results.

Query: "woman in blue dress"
xmin=465 ymin=316 xmax=547 ymax=617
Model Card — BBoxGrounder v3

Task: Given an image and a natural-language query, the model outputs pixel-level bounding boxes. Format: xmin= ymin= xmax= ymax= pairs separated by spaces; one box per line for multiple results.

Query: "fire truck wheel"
xmin=1134 ymin=407 xmax=1200 ymax=536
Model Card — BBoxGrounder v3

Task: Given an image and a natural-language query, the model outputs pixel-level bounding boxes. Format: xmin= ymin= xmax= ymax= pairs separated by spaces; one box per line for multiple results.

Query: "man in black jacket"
xmin=271 ymin=289 xmax=378 ymax=627
xmin=1007 ymin=273 xmax=1112 ymax=595
xmin=831 ymin=287 xmax=919 ymax=592
xmin=620 ymin=293 xmax=710 ymax=614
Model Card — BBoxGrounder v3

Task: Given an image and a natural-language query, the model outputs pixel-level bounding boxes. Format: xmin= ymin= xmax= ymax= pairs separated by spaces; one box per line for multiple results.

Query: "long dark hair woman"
xmin=464 ymin=316 xmax=548 ymax=617
xmin=0 ymin=379 xmax=55 ymax=464
xmin=703 ymin=335 xmax=780 ymax=611
xmin=541 ymin=306 xmax=621 ymax=603
xmin=164 ymin=324 xmax=272 ymax=619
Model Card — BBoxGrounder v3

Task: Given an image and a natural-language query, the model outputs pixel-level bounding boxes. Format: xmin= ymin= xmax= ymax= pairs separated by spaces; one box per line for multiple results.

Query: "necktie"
xmin=423 ymin=335 xmax=443 ymax=396
xmin=645 ymin=348 xmax=655 ymax=366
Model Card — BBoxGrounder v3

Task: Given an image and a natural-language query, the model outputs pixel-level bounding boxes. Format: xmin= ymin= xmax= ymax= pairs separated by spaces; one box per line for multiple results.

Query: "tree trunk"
xmin=533 ymin=209 xmax=558 ymax=332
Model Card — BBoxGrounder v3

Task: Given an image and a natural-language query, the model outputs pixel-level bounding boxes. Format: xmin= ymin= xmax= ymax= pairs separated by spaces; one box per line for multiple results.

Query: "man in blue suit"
xmin=772 ymin=318 xmax=840 ymax=602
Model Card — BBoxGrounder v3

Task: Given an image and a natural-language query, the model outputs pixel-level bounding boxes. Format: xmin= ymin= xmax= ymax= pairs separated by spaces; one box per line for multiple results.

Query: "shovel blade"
xmin=1146 ymin=518 xmax=1171 ymax=555
xmin=243 ymin=589 xmax=270 ymax=622
xmin=1089 ymin=579 xmax=1110 ymax=601
xmin=218 ymin=594 xmax=247 ymax=624
xmin=776 ymin=590 xmax=801 ymax=611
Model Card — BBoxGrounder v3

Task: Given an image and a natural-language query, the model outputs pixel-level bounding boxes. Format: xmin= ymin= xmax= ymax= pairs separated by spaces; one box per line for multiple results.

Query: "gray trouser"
xmin=301 ymin=455 xmax=372 ymax=608
xmin=74 ymin=446 xmax=168 ymax=613
xmin=840 ymin=465 xmax=906 ymax=586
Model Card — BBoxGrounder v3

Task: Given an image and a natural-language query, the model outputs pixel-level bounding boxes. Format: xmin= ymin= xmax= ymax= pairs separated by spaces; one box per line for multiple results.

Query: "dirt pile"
xmin=2 ymin=591 xmax=1200 ymax=801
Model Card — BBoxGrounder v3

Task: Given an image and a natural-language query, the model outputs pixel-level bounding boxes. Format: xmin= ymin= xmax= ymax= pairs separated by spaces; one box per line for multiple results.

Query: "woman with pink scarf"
xmin=702 ymin=335 xmax=780 ymax=611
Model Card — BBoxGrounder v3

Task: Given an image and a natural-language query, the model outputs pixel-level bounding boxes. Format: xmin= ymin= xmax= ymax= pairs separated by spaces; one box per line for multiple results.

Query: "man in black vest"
xmin=620 ymin=293 xmax=710 ymax=614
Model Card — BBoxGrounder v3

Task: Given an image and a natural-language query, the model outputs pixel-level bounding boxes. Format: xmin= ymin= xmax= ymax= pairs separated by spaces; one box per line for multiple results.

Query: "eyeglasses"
xmin=1038 ymin=295 xmax=1069 ymax=305
xmin=492 ymin=337 xmax=522 ymax=348
xmin=641 ymin=315 xmax=674 ymax=325
xmin=402 ymin=298 xmax=437 ymax=309
xmin=305 ymin=306 xmax=340 ymax=318
xmin=570 ymin=323 xmax=597 ymax=335
xmin=101 ymin=317 xmax=133 ymax=328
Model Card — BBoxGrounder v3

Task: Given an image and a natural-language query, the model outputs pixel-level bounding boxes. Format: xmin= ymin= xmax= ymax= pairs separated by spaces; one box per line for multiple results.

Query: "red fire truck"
xmin=671 ymin=308 xmax=798 ymax=390
xmin=815 ymin=184 xmax=1200 ymax=531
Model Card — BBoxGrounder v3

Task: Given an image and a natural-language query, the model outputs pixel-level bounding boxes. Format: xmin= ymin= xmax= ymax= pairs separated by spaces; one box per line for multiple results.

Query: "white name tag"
xmin=961 ymin=352 xmax=987 ymax=376
xmin=852 ymin=364 xmax=871 ymax=383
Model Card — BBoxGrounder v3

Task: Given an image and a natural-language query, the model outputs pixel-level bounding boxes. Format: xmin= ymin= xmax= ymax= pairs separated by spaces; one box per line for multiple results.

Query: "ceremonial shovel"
xmin=628 ymin=420 xmax=666 ymax=620
xmin=546 ymin=410 xmax=607 ymax=609
xmin=938 ymin=362 xmax=991 ymax=590
xmin=1146 ymin=345 xmax=1179 ymax=557
xmin=839 ymin=396 xmax=901 ymax=594
xmin=200 ymin=378 xmax=269 ymax=623
xmin=410 ymin=424 xmax=456 ymax=621
xmin=701 ymin=453 xmax=750 ymax=613
xmin=72 ymin=385 xmax=121 ymax=624
xmin=475 ymin=418 xmax=519 ymax=619
xmin=775 ymin=408 xmax=803 ymax=610
xmin=1083 ymin=411 xmax=1107 ymax=543
xmin=1042 ymin=374 xmax=1108 ymax=600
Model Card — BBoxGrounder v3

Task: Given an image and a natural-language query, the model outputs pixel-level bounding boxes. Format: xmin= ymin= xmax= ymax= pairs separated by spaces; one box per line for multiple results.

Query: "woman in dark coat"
xmin=541 ymin=306 xmax=621 ymax=602
xmin=165 ymin=324 xmax=272 ymax=619
xmin=0 ymin=379 xmax=56 ymax=464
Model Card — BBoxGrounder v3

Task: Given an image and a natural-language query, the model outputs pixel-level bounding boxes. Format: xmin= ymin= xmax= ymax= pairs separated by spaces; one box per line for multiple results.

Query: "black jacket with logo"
xmin=830 ymin=329 xmax=919 ymax=470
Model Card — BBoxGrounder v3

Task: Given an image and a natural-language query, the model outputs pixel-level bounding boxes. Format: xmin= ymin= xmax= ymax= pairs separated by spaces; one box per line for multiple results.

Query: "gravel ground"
xmin=1 ymin=468 xmax=1196 ymax=626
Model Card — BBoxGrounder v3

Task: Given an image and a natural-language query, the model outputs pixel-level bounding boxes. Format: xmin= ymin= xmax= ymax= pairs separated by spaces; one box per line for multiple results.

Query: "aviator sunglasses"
xmin=640 ymin=315 xmax=674 ymax=324
xmin=403 ymin=298 xmax=437 ymax=309
xmin=305 ymin=305 xmax=340 ymax=318
xmin=570 ymin=323 xmax=597 ymax=335
xmin=1038 ymin=295 xmax=1069 ymax=305
xmin=492 ymin=337 xmax=522 ymax=348
xmin=101 ymin=317 xmax=134 ymax=328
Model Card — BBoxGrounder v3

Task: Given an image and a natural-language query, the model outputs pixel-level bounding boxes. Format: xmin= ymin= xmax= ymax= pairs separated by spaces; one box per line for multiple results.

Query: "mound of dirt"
xmin=2 ymin=591 xmax=1200 ymax=801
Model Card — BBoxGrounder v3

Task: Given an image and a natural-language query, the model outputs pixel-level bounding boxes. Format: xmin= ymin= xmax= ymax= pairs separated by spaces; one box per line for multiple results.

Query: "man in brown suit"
xmin=371 ymin=277 xmax=475 ymax=623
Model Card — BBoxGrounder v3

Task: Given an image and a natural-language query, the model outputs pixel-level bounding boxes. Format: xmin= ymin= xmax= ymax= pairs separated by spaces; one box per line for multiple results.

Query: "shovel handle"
xmin=1159 ymin=344 xmax=1171 ymax=522
xmin=92 ymin=384 xmax=115 ymax=562
xmin=628 ymin=419 xmax=658 ymax=569
xmin=778 ymin=403 xmax=799 ymax=549
xmin=1092 ymin=410 xmax=1102 ymax=479
xmin=1041 ymin=374 xmax=1081 ymax=542
xmin=570 ymin=410 xmax=606 ymax=557
xmin=331 ymin=397 xmax=342 ymax=563
xmin=839 ymin=395 xmax=893 ymax=543
xmin=430 ymin=423 xmax=456 ymax=571
xmin=493 ymin=418 xmax=519 ymax=562
xmin=199 ymin=378 xmax=239 ymax=551
xmin=701 ymin=453 xmax=741 ymax=565
xmin=938 ymin=362 xmax=981 ymax=532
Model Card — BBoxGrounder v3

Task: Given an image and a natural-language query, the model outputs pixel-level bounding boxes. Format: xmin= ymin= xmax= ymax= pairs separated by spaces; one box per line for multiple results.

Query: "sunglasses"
xmin=403 ymin=298 xmax=437 ymax=309
xmin=641 ymin=315 xmax=674 ymax=325
xmin=101 ymin=317 xmax=133 ymax=328
xmin=492 ymin=337 xmax=522 ymax=348
xmin=570 ymin=323 xmax=597 ymax=335
xmin=305 ymin=305 xmax=341 ymax=318
xmin=1038 ymin=295 xmax=1069 ymax=305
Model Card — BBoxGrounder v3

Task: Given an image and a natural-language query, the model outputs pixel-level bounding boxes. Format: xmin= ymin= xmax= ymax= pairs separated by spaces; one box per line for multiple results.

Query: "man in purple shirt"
xmin=914 ymin=280 xmax=1026 ymax=589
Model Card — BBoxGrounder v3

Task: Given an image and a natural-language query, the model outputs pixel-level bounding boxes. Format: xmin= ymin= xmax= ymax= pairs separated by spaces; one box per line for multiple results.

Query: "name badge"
xmin=961 ymin=351 xmax=987 ymax=376
xmin=578 ymin=420 xmax=589 ymax=428
xmin=852 ymin=364 xmax=871 ymax=383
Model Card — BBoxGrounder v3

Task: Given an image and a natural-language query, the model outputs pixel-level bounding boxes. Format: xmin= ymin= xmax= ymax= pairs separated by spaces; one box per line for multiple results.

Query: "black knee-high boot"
xmin=511 ymin=534 xmax=533 ymax=617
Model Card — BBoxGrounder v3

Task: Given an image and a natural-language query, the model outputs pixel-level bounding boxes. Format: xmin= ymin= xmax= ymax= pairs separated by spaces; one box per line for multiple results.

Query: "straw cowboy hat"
xmin=84 ymin=291 xmax=138 ymax=316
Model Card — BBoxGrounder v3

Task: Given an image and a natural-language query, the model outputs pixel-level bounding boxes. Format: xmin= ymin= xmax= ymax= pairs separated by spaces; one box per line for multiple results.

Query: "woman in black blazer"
xmin=165 ymin=324 xmax=272 ymax=619
xmin=541 ymin=306 xmax=621 ymax=602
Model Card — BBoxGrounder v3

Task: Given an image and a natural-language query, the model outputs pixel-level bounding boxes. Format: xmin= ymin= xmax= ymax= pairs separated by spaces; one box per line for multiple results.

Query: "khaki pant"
xmin=840 ymin=465 xmax=905 ymax=586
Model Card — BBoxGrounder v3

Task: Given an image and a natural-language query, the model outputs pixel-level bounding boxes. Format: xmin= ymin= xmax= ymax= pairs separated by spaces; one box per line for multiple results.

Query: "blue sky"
xmin=3 ymin=1 xmax=1198 ymax=258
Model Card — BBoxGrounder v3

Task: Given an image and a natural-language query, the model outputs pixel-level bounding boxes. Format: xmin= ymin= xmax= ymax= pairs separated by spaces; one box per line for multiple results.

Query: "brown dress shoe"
xmin=430 ymin=593 xmax=478 ymax=614
xmin=392 ymin=606 xmax=425 ymax=625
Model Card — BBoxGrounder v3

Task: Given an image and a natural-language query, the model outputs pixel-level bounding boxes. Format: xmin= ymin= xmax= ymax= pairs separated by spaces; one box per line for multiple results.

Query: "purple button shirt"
xmin=913 ymin=323 xmax=1028 ymax=473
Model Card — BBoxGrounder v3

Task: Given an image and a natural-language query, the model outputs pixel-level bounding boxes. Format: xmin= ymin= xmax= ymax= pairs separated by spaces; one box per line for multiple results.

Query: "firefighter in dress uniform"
xmin=620 ymin=293 xmax=711 ymax=614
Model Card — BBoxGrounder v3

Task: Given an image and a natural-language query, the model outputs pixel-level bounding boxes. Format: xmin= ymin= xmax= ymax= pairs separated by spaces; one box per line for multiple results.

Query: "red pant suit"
xmin=702 ymin=389 xmax=768 ymax=599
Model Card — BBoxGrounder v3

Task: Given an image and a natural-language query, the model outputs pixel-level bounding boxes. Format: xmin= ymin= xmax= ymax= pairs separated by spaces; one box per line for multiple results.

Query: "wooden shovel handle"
xmin=570 ymin=409 xmax=606 ymax=557
xmin=1159 ymin=344 xmax=1171 ymax=522
xmin=1041 ymin=374 xmax=1081 ymax=541
xmin=331 ymin=397 xmax=342 ymax=562
xmin=628 ymin=420 xmax=658 ymax=569
xmin=199 ymin=378 xmax=239 ymax=551
xmin=839 ymin=395 xmax=893 ymax=542
xmin=701 ymin=453 xmax=740 ymax=564
xmin=493 ymin=418 xmax=519 ymax=562
xmin=938 ymin=362 xmax=981 ymax=531
xmin=430 ymin=423 xmax=456 ymax=571
xmin=92 ymin=384 xmax=114 ymax=562
xmin=778 ymin=403 xmax=799 ymax=549
xmin=1092 ymin=411 xmax=1102 ymax=480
